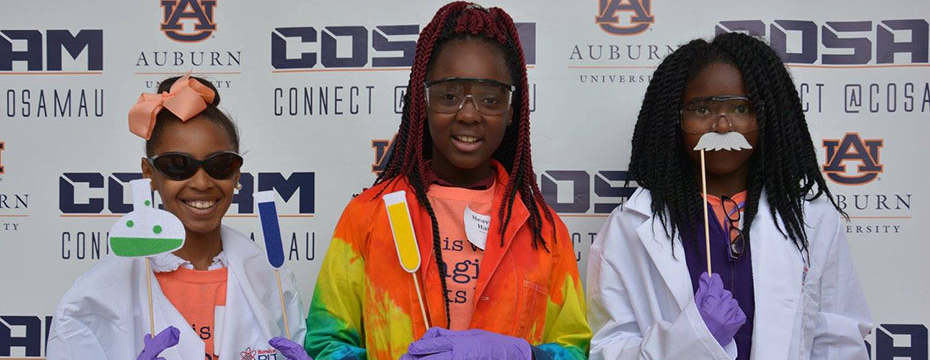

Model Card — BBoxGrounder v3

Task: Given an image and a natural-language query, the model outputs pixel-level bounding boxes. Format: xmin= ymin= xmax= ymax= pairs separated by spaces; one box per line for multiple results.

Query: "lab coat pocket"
xmin=514 ymin=279 xmax=548 ymax=340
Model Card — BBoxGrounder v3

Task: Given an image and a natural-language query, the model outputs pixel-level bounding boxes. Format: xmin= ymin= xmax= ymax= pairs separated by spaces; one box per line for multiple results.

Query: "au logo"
xmin=822 ymin=133 xmax=883 ymax=185
xmin=161 ymin=0 xmax=217 ymax=42
xmin=372 ymin=135 xmax=397 ymax=176
xmin=595 ymin=0 xmax=654 ymax=35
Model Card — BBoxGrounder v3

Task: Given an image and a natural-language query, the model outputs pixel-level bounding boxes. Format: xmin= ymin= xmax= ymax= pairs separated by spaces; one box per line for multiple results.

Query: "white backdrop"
xmin=0 ymin=0 xmax=928 ymax=358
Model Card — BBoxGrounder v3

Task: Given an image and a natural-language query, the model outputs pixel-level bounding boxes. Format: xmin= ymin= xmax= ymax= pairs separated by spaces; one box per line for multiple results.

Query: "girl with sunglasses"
xmin=304 ymin=3 xmax=590 ymax=360
xmin=48 ymin=75 xmax=309 ymax=360
xmin=586 ymin=32 xmax=872 ymax=359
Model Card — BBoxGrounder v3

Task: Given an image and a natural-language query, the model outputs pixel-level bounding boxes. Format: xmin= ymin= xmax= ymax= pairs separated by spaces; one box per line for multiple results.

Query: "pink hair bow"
xmin=127 ymin=74 xmax=216 ymax=140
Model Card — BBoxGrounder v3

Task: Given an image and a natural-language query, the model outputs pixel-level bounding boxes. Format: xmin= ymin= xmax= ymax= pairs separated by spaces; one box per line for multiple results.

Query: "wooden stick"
xmin=145 ymin=258 xmax=155 ymax=335
xmin=275 ymin=269 xmax=291 ymax=337
xmin=412 ymin=274 xmax=430 ymax=329
xmin=700 ymin=149 xmax=712 ymax=276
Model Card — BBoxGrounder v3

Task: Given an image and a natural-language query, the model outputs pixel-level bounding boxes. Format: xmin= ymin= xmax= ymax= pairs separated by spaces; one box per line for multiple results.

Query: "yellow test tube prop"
xmin=382 ymin=191 xmax=429 ymax=328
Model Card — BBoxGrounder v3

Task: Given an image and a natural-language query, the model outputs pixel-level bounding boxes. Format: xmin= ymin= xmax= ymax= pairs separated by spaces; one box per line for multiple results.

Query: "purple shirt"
xmin=681 ymin=203 xmax=755 ymax=359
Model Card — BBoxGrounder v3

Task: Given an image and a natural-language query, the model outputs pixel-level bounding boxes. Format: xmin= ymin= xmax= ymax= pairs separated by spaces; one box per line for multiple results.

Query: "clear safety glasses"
xmin=424 ymin=77 xmax=516 ymax=116
xmin=680 ymin=95 xmax=761 ymax=134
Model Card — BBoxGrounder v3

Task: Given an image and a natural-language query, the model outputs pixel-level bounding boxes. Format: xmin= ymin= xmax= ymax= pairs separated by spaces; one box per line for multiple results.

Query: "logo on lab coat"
xmin=240 ymin=346 xmax=257 ymax=360
xmin=239 ymin=346 xmax=279 ymax=360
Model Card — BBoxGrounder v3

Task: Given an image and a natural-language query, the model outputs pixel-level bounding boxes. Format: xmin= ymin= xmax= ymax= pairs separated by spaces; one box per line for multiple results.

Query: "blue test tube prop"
xmin=256 ymin=190 xmax=290 ymax=336
xmin=257 ymin=191 xmax=285 ymax=268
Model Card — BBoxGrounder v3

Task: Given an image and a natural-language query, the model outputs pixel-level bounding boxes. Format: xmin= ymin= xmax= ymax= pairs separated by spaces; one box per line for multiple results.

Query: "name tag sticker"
xmin=464 ymin=206 xmax=490 ymax=250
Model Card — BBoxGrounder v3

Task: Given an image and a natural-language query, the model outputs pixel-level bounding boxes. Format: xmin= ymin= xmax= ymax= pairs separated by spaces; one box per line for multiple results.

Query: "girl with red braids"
xmin=304 ymin=2 xmax=591 ymax=360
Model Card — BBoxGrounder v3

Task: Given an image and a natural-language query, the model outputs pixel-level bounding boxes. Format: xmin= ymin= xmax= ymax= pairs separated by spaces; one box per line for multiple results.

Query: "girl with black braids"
xmin=304 ymin=2 xmax=590 ymax=360
xmin=586 ymin=32 xmax=871 ymax=359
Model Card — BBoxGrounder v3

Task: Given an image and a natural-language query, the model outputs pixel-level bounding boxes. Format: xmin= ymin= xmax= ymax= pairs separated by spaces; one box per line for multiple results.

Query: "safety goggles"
xmin=424 ymin=77 xmax=515 ymax=116
xmin=147 ymin=151 xmax=243 ymax=181
xmin=680 ymin=95 xmax=761 ymax=134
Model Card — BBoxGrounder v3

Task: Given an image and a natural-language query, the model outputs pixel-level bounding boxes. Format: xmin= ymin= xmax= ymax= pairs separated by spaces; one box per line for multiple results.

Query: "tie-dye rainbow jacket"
xmin=304 ymin=161 xmax=591 ymax=360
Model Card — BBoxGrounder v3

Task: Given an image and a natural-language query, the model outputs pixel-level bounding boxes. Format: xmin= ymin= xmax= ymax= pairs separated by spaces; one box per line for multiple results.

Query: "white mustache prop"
xmin=693 ymin=132 xmax=752 ymax=151
xmin=693 ymin=131 xmax=752 ymax=277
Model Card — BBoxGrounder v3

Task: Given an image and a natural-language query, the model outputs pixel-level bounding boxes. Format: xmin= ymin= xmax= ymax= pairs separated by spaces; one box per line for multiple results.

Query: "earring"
xmin=235 ymin=183 xmax=242 ymax=190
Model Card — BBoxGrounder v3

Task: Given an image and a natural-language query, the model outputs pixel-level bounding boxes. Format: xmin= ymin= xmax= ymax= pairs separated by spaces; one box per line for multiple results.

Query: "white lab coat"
xmin=47 ymin=225 xmax=307 ymax=360
xmin=587 ymin=188 xmax=872 ymax=360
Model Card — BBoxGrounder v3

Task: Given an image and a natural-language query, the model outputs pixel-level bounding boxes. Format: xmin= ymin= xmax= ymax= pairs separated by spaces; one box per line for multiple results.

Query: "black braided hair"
xmin=627 ymin=32 xmax=844 ymax=254
xmin=373 ymin=2 xmax=553 ymax=327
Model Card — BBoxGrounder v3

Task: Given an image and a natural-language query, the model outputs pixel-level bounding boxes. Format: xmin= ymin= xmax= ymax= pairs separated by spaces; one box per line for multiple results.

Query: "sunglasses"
xmin=147 ymin=151 xmax=243 ymax=181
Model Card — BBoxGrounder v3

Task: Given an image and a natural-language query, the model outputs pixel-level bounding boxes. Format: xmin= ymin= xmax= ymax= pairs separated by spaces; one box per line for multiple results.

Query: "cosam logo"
xmin=0 ymin=29 xmax=103 ymax=71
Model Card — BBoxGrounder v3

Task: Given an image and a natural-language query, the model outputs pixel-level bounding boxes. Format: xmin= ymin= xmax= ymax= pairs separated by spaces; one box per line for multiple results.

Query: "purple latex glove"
xmin=399 ymin=327 xmax=532 ymax=360
xmin=695 ymin=272 xmax=747 ymax=347
xmin=269 ymin=337 xmax=313 ymax=360
xmin=135 ymin=326 xmax=180 ymax=360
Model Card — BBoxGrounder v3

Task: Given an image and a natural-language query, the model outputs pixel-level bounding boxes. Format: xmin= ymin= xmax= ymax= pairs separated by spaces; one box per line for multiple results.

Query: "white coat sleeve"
xmin=46 ymin=311 xmax=109 ymax=359
xmin=586 ymin=212 xmax=733 ymax=360
xmin=809 ymin=217 xmax=872 ymax=359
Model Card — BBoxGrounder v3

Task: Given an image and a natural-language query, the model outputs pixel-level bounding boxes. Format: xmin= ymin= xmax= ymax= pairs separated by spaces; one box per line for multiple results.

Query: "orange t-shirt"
xmin=706 ymin=191 xmax=747 ymax=242
xmin=155 ymin=267 xmax=228 ymax=360
xmin=427 ymin=183 xmax=495 ymax=330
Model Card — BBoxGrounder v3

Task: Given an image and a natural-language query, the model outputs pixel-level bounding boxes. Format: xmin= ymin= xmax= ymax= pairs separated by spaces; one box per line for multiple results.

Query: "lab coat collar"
xmin=150 ymin=250 xmax=228 ymax=272
xmin=623 ymin=187 xmax=655 ymax=217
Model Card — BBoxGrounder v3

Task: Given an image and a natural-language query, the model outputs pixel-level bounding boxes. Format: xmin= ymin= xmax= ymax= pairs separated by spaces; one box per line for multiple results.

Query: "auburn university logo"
xmin=161 ymin=0 xmax=217 ymax=42
xmin=372 ymin=135 xmax=397 ymax=176
xmin=595 ymin=0 xmax=654 ymax=35
xmin=0 ymin=141 xmax=4 ymax=175
xmin=822 ymin=133 xmax=883 ymax=185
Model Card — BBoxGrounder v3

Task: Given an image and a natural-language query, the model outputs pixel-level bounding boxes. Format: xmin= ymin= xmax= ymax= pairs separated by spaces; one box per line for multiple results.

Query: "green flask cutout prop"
xmin=109 ymin=179 xmax=185 ymax=257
